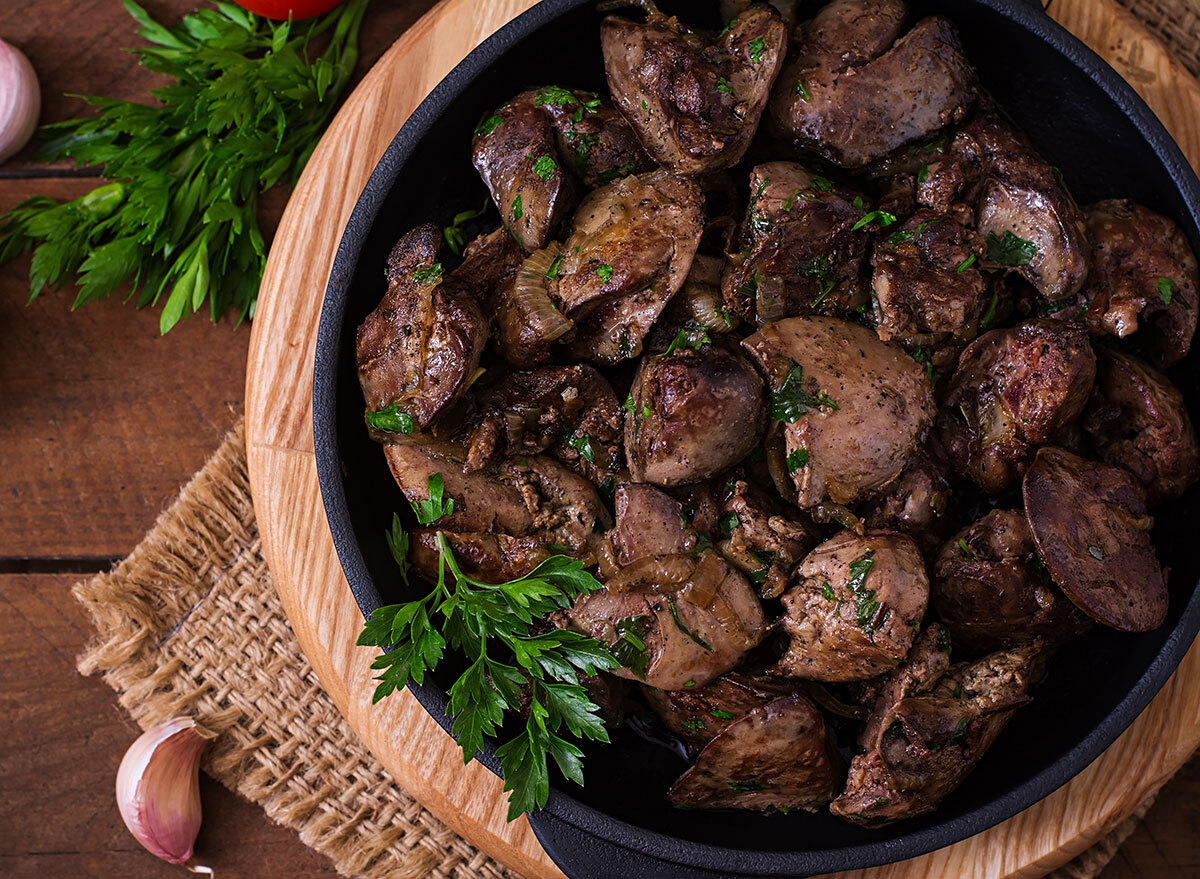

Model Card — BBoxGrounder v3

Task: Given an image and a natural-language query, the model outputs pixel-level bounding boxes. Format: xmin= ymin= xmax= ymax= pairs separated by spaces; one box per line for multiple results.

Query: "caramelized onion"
xmin=604 ymin=554 xmax=696 ymax=594
xmin=764 ymin=423 xmax=797 ymax=503
xmin=756 ymin=273 xmax=787 ymax=323
xmin=514 ymin=249 xmax=574 ymax=341
xmin=979 ymin=398 xmax=1018 ymax=448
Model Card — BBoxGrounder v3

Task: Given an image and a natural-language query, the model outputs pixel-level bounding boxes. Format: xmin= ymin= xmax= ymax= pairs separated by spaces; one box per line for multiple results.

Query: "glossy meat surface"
xmin=603 ymin=2 xmax=787 ymax=175
xmin=769 ymin=1 xmax=977 ymax=168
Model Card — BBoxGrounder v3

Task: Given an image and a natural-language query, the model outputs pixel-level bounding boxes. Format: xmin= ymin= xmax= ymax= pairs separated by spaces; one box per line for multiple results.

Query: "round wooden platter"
xmin=245 ymin=1 xmax=1200 ymax=877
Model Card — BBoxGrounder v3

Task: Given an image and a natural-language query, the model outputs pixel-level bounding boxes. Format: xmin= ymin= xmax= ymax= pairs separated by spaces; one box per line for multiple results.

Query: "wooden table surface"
xmin=0 ymin=1 xmax=1198 ymax=877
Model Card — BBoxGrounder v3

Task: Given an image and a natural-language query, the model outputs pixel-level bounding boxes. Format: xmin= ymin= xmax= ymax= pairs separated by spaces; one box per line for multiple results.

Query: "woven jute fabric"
xmin=75 ymin=422 xmax=518 ymax=879
xmin=1115 ymin=0 xmax=1200 ymax=79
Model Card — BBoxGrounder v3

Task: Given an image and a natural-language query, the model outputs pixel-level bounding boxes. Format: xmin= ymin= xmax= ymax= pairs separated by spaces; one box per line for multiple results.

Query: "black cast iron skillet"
xmin=314 ymin=1 xmax=1200 ymax=876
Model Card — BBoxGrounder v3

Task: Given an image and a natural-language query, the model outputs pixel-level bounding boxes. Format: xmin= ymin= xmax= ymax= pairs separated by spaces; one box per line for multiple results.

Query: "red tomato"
xmin=235 ymin=0 xmax=344 ymax=20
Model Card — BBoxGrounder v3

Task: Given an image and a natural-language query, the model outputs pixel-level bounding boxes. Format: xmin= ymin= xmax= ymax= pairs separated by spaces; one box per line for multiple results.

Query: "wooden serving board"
xmin=244 ymin=1 xmax=1200 ymax=877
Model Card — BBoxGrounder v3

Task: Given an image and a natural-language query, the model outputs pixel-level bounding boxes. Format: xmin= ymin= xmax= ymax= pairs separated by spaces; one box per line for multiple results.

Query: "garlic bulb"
xmin=116 ymin=717 xmax=216 ymax=872
xmin=0 ymin=38 xmax=39 ymax=164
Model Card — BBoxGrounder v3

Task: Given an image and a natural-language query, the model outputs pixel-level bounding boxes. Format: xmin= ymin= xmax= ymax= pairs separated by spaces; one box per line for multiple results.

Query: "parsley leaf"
xmin=666 ymin=595 xmax=713 ymax=651
xmin=1158 ymin=276 xmax=1176 ymax=304
xmin=794 ymin=78 xmax=811 ymax=101
xmin=366 ymin=402 xmax=414 ymax=434
xmin=443 ymin=199 xmax=490 ymax=256
xmin=564 ymin=430 xmax=596 ymax=463
xmin=663 ymin=326 xmax=710 ymax=355
xmin=986 ymin=230 xmax=1038 ymax=266
xmin=384 ymin=513 xmax=411 ymax=586
xmin=770 ymin=362 xmax=839 ymax=422
xmin=787 ymin=448 xmax=810 ymax=472
xmin=847 ymin=552 xmax=879 ymax=630
xmin=979 ymin=289 xmax=999 ymax=331
xmin=911 ymin=347 xmax=937 ymax=386
xmin=0 ymin=0 xmax=369 ymax=334
xmin=748 ymin=36 xmax=765 ymax=64
xmin=717 ymin=77 xmax=736 ymax=96
xmin=533 ymin=155 xmax=558 ymax=181
xmin=476 ymin=114 xmax=504 ymax=137
xmin=535 ymin=86 xmax=601 ymax=113
xmin=957 ymin=253 xmax=977 ymax=272
xmin=611 ymin=615 xmax=651 ymax=679
xmin=957 ymin=538 xmax=976 ymax=559
xmin=412 ymin=473 xmax=455 ymax=525
xmin=596 ymin=263 xmax=614 ymax=283
xmin=412 ymin=263 xmax=443 ymax=285
xmin=810 ymin=176 xmax=834 ymax=192
xmin=512 ymin=194 xmax=523 ymax=221
xmin=852 ymin=208 xmax=898 ymax=232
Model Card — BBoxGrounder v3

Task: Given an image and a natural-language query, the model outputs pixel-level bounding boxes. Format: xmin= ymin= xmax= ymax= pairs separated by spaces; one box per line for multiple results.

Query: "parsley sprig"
xmin=0 ymin=0 xmax=368 ymax=333
xmin=770 ymin=361 xmax=839 ymax=422
xmin=357 ymin=475 xmax=619 ymax=820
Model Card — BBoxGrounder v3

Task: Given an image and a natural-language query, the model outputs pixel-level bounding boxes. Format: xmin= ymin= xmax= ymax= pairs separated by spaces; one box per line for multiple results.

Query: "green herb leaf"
xmin=667 ymin=595 xmax=713 ymax=652
xmin=952 ymin=717 xmax=969 ymax=742
xmin=663 ymin=326 xmax=710 ymax=355
xmin=911 ymin=347 xmax=937 ymax=387
xmin=794 ymin=78 xmax=811 ymax=101
xmin=412 ymin=263 xmax=443 ymax=285
xmin=728 ymin=779 xmax=767 ymax=791
xmin=532 ymin=155 xmax=558 ymax=181
xmin=1158 ymin=276 xmax=1176 ymax=304
xmin=986 ymin=230 xmax=1038 ymax=267
xmin=534 ymin=85 xmax=601 ymax=113
xmin=918 ymin=164 xmax=929 ymax=184
xmin=366 ymin=402 xmax=415 ymax=434
xmin=979 ymin=289 xmax=999 ymax=331
xmin=384 ymin=513 xmax=411 ymax=586
xmin=596 ymin=263 xmax=614 ymax=283
xmin=787 ymin=448 xmax=810 ymax=472
xmin=711 ymin=708 xmax=736 ymax=720
xmin=413 ymin=473 xmax=455 ymax=525
xmin=956 ymin=253 xmax=977 ymax=272
xmin=545 ymin=254 xmax=564 ymax=280
xmin=564 ymin=430 xmax=596 ymax=463
xmin=770 ymin=362 xmax=839 ymax=423
xmin=748 ymin=36 xmax=765 ymax=64
xmin=612 ymin=615 xmax=651 ymax=679
xmin=476 ymin=114 xmax=504 ymax=137
xmin=443 ymin=199 xmax=490 ymax=256
xmin=720 ymin=512 xmax=740 ymax=537
xmin=847 ymin=551 xmax=879 ymax=630
xmin=810 ymin=176 xmax=834 ymax=192
xmin=957 ymin=538 xmax=976 ymax=559
xmin=716 ymin=77 xmax=736 ymax=96
xmin=821 ymin=581 xmax=836 ymax=601
xmin=0 ymin=0 xmax=370 ymax=332
xmin=512 ymin=194 xmax=523 ymax=222
xmin=852 ymin=208 xmax=898 ymax=232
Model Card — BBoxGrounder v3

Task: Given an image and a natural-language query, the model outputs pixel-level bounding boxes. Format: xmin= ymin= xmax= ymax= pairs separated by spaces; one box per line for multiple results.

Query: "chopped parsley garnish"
xmin=475 ymin=114 xmax=503 ymax=137
xmin=873 ymin=796 xmax=891 ymax=809
xmin=564 ymin=431 xmax=596 ymax=463
xmin=663 ymin=326 xmax=711 ymax=355
xmin=847 ymin=551 xmax=879 ymax=630
xmin=666 ymin=595 xmax=713 ymax=651
xmin=596 ymin=161 xmax=636 ymax=185
xmin=533 ymin=155 xmax=558 ymax=180
xmin=918 ymin=164 xmax=929 ymax=184
xmin=412 ymin=473 xmax=455 ymax=525
xmin=612 ymin=615 xmax=651 ymax=679
xmin=711 ymin=708 xmax=736 ymax=720
xmin=720 ymin=18 xmax=739 ymax=37
xmin=911 ymin=347 xmax=937 ymax=386
xmin=851 ymin=196 xmax=897 ymax=231
xmin=728 ymin=779 xmax=768 ymax=791
xmin=889 ymin=219 xmax=934 ymax=247
xmin=810 ymin=176 xmax=834 ymax=192
xmin=952 ymin=717 xmax=969 ymax=742
xmin=545 ymin=254 xmax=564 ymax=280
xmin=717 ymin=77 xmax=736 ymax=95
xmin=624 ymin=393 xmax=649 ymax=440
xmin=748 ymin=36 xmax=765 ymax=64
xmin=443 ymin=199 xmax=490 ymax=256
xmin=412 ymin=263 xmax=443 ymax=285
xmin=794 ymin=78 xmax=811 ymax=101
xmin=938 ymin=626 xmax=952 ymax=654
xmin=682 ymin=718 xmax=706 ymax=731
xmin=986 ymin=230 xmax=1038 ymax=266
xmin=570 ymin=132 xmax=600 ymax=168
xmin=511 ymin=194 xmax=523 ymax=221
xmin=720 ymin=512 xmax=740 ymax=537
xmin=787 ymin=448 xmax=810 ymax=472
xmin=1037 ymin=298 xmax=1073 ymax=316
xmin=770 ymin=361 xmax=839 ymax=423
xmin=801 ymin=256 xmax=837 ymax=308
xmin=979 ymin=290 xmax=999 ymax=331
xmin=957 ymin=253 xmax=977 ymax=272
xmin=957 ymin=538 xmax=976 ymax=559
xmin=366 ymin=402 xmax=414 ymax=434
xmin=782 ymin=187 xmax=814 ymax=211
xmin=684 ymin=679 xmax=696 ymax=688
xmin=535 ymin=86 xmax=600 ymax=112
xmin=821 ymin=581 xmax=836 ymax=601
xmin=596 ymin=263 xmax=614 ymax=283
xmin=1158 ymin=276 xmax=1176 ymax=304
xmin=748 ymin=177 xmax=772 ymax=232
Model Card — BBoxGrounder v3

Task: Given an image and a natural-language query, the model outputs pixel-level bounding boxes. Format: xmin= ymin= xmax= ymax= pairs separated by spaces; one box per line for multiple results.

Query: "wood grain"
xmin=242 ymin=2 xmax=1200 ymax=879
xmin=0 ymin=574 xmax=339 ymax=878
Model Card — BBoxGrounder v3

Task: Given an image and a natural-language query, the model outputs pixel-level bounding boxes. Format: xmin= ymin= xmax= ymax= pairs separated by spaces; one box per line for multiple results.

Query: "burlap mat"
xmin=70 ymin=1 xmax=1198 ymax=875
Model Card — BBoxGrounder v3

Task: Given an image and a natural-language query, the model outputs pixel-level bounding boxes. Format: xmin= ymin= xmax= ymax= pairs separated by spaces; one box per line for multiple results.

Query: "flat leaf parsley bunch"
xmin=357 ymin=474 xmax=622 ymax=819
xmin=0 ymin=0 xmax=369 ymax=332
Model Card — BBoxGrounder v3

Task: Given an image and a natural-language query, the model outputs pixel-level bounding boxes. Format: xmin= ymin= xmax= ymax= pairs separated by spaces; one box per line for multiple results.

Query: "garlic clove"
xmin=0 ymin=38 xmax=40 ymax=164
xmin=116 ymin=717 xmax=216 ymax=869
